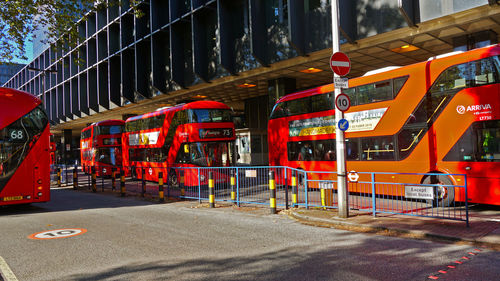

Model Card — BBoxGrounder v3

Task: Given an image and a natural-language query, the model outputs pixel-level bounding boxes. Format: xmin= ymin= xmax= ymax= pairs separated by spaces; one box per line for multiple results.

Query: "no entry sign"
xmin=330 ymin=52 xmax=351 ymax=76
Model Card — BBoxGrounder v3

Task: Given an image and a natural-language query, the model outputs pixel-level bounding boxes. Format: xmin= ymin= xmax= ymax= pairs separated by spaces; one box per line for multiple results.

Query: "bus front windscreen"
xmin=96 ymin=147 xmax=122 ymax=165
xmin=96 ymin=125 xmax=122 ymax=135
xmin=0 ymin=105 xmax=48 ymax=189
xmin=188 ymin=109 xmax=232 ymax=123
xmin=176 ymin=142 xmax=233 ymax=167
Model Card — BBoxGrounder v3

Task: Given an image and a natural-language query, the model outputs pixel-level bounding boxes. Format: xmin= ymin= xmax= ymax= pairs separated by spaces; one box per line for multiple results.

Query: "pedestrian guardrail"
xmin=63 ymin=165 xmax=468 ymax=225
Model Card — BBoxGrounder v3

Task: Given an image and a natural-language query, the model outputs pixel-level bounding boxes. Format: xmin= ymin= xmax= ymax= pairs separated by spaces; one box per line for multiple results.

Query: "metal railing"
xmin=62 ymin=165 xmax=468 ymax=225
xmin=301 ymin=170 xmax=468 ymax=226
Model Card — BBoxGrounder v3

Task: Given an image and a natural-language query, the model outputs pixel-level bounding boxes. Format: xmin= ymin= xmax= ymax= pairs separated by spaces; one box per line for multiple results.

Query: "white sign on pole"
xmin=330 ymin=52 xmax=351 ymax=76
xmin=335 ymin=93 xmax=351 ymax=112
xmin=347 ymin=171 xmax=359 ymax=182
xmin=333 ymin=77 xmax=349 ymax=89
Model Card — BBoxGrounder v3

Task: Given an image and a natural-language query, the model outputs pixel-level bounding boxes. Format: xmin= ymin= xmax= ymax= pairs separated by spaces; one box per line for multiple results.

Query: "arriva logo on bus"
xmin=456 ymin=104 xmax=492 ymax=114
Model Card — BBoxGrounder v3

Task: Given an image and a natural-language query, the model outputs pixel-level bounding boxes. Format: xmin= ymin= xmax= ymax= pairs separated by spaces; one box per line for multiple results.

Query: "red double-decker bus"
xmin=0 ymin=88 xmax=50 ymax=205
xmin=80 ymin=120 xmax=124 ymax=176
xmin=122 ymin=101 xmax=236 ymax=186
xmin=268 ymin=44 xmax=500 ymax=206
xmin=49 ymin=133 xmax=56 ymax=165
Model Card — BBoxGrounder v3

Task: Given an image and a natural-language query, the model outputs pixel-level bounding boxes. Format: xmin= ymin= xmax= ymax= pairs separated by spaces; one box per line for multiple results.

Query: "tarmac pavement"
xmin=53 ymin=176 xmax=500 ymax=251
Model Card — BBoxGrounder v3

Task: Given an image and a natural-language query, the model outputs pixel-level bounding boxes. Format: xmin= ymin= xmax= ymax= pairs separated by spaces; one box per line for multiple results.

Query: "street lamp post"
xmin=331 ymin=0 xmax=349 ymax=218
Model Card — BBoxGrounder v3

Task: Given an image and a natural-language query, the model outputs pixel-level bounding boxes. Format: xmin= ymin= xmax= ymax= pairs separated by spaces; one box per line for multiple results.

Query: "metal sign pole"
xmin=332 ymin=0 xmax=348 ymax=218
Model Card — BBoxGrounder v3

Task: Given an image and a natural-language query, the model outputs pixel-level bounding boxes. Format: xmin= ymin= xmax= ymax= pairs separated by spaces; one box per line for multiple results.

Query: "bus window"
xmin=342 ymin=88 xmax=357 ymax=106
xmin=96 ymin=125 xmax=122 ymax=135
xmin=287 ymin=98 xmax=311 ymax=116
xmin=346 ymin=138 xmax=360 ymax=160
xmin=477 ymin=124 xmax=499 ymax=161
xmin=311 ymin=92 xmax=334 ymax=112
xmin=361 ymin=136 xmax=394 ymax=161
xmin=393 ymin=76 xmax=408 ymax=98
xmin=471 ymin=58 xmax=498 ymax=86
xmin=357 ymin=80 xmax=393 ymax=104
xmin=444 ymin=120 xmax=500 ymax=162
xmin=188 ymin=109 xmax=232 ymax=123
xmin=177 ymin=142 xmax=233 ymax=167
xmin=0 ymin=105 xmax=48 ymax=182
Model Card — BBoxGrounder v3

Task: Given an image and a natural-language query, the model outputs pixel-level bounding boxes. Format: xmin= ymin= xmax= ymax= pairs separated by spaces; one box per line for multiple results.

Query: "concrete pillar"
xmin=63 ymin=129 xmax=72 ymax=165
xmin=268 ymin=77 xmax=296 ymax=111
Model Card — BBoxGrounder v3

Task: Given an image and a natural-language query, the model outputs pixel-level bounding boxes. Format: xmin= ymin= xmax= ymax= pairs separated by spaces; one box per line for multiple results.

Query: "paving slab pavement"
xmin=286 ymin=207 xmax=500 ymax=250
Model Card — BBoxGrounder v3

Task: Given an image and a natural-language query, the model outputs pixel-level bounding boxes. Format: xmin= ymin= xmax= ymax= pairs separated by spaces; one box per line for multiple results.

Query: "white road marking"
xmin=0 ymin=256 xmax=19 ymax=281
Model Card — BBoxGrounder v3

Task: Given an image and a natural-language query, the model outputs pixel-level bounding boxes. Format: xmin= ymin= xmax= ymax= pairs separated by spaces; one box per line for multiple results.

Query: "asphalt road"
xmin=0 ymin=188 xmax=499 ymax=281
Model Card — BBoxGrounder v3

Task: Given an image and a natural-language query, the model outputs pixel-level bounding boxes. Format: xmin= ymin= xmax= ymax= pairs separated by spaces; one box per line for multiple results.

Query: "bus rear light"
xmin=37 ymin=180 xmax=42 ymax=184
xmin=37 ymin=192 xmax=42 ymax=197
xmin=37 ymin=186 xmax=43 ymax=190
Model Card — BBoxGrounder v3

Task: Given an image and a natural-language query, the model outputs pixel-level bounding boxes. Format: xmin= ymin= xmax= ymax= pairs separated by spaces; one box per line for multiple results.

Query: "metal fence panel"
xmin=64 ymin=165 xmax=468 ymax=225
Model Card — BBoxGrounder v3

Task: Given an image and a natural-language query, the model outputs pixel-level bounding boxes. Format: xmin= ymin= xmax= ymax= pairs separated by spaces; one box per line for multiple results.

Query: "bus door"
xmin=33 ymin=163 xmax=41 ymax=199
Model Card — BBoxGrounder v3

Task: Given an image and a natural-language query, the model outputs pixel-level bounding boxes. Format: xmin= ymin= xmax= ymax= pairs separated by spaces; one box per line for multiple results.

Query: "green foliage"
xmin=0 ymin=0 xmax=143 ymax=64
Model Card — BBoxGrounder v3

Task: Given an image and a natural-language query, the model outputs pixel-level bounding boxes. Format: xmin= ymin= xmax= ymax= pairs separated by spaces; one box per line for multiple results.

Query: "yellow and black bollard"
xmin=180 ymin=170 xmax=185 ymax=197
xmin=158 ymin=172 xmax=164 ymax=203
xmin=111 ymin=167 xmax=116 ymax=191
xmin=91 ymin=166 xmax=97 ymax=192
xmin=321 ymin=188 xmax=327 ymax=210
xmin=120 ymin=169 xmax=125 ymax=197
xmin=230 ymin=169 xmax=236 ymax=204
xmin=57 ymin=168 xmax=62 ymax=187
xmin=208 ymin=171 xmax=215 ymax=208
xmin=269 ymin=170 xmax=277 ymax=214
xmin=292 ymin=170 xmax=298 ymax=208
xmin=73 ymin=168 xmax=78 ymax=190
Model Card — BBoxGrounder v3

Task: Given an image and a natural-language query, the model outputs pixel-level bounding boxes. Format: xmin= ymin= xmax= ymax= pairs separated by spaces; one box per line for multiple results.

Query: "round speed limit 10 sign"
xmin=335 ymin=93 xmax=351 ymax=112
xmin=28 ymin=228 xmax=87 ymax=240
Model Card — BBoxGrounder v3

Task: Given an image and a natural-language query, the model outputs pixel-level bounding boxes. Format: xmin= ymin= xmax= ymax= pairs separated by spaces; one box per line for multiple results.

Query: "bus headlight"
xmin=26 ymin=196 xmax=31 ymax=200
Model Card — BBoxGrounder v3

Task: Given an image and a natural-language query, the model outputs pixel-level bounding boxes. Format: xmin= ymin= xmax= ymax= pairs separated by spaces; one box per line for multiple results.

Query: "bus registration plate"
xmin=2 ymin=196 xmax=23 ymax=201
xmin=404 ymin=186 xmax=434 ymax=200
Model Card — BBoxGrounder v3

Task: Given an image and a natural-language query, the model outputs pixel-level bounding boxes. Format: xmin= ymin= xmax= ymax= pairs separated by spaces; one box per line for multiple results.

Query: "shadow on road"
xmin=0 ymin=188 xmax=157 ymax=215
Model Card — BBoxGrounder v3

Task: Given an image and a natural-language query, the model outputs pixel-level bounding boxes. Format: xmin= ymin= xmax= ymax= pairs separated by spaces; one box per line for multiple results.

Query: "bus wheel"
xmin=423 ymin=174 xmax=455 ymax=207
xmin=168 ymin=170 xmax=179 ymax=188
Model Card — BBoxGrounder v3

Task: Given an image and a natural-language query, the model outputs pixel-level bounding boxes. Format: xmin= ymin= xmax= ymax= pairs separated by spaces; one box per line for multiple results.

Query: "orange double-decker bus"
xmin=80 ymin=120 xmax=124 ymax=176
xmin=268 ymin=44 xmax=500 ymax=206
xmin=122 ymin=101 xmax=236 ymax=186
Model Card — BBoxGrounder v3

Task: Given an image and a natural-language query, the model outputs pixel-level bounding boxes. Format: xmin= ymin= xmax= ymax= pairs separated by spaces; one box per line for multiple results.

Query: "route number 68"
xmin=9 ymin=129 xmax=24 ymax=140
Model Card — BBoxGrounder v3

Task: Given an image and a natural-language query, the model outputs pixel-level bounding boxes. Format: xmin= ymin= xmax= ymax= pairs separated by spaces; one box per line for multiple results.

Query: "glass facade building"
xmin=2 ymin=0 xmax=496 ymax=128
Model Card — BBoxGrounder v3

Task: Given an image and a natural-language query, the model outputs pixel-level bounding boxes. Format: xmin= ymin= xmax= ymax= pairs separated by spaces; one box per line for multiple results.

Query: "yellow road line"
xmin=0 ymin=256 xmax=18 ymax=281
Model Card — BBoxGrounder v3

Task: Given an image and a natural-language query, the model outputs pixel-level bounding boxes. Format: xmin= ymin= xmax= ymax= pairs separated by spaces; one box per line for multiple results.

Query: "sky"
xmin=12 ymin=40 xmax=34 ymax=65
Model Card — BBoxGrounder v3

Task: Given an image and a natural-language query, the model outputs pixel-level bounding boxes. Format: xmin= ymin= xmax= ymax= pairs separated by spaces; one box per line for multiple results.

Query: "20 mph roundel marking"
xmin=28 ymin=228 xmax=87 ymax=240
